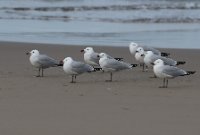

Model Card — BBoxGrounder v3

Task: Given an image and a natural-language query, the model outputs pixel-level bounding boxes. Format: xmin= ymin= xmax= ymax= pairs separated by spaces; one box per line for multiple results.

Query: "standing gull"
xmin=135 ymin=47 xmax=146 ymax=71
xmin=62 ymin=57 xmax=94 ymax=83
xmin=144 ymin=51 xmax=185 ymax=68
xmin=98 ymin=53 xmax=136 ymax=82
xmin=26 ymin=49 xmax=62 ymax=77
xmin=153 ymin=59 xmax=195 ymax=88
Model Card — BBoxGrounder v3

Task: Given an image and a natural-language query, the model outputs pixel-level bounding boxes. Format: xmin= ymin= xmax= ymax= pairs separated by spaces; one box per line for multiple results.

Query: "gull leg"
xmin=41 ymin=68 xmax=44 ymax=77
xmin=145 ymin=65 xmax=149 ymax=72
xmin=74 ymin=75 xmax=77 ymax=83
xmin=70 ymin=75 xmax=74 ymax=83
xmin=163 ymin=78 xmax=166 ymax=88
xmin=71 ymin=75 xmax=76 ymax=83
xmin=106 ymin=72 xmax=112 ymax=82
xmin=159 ymin=78 xmax=166 ymax=88
xmin=36 ymin=68 xmax=41 ymax=77
xmin=142 ymin=64 xmax=145 ymax=72
xmin=165 ymin=79 xmax=168 ymax=88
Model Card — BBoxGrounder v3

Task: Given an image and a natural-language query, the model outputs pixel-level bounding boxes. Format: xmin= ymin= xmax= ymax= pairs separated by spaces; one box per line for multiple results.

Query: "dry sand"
xmin=0 ymin=41 xmax=200 ymax=135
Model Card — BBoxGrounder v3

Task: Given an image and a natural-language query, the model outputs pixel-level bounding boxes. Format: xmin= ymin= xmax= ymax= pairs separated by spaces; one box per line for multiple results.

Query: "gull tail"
xmin=177 ymin=61 xmax=186 ymax=65
xmin=114 ymin=58 xmax=123 ymax=61
xmin=161 ymin=52 xmax=170 ymax=57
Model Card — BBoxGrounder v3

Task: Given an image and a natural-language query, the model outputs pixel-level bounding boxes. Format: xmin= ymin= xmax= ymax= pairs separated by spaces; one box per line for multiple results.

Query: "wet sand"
xmin=0 ymin=41 xmax=200 ymax=135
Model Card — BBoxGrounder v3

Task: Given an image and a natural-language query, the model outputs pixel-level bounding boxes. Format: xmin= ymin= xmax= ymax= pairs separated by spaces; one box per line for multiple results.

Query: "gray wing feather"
xmin=160 ymin=57 xmax=176 ymax=66
xmin=162 ymin=66 xmax=187 ymax=77
xmin=37 ymin=54 xmax=59 ymax=68
xmin=71 ymin=61 xmax=93 ymax=74
xmin=142 ymin=46 xmax=161 ymax=55
xmin=150 ymin=55 xmax=176 ymax=66
xmin=150 ymin=55 xmax=160 ymax=62
xmin=105 ymin=59 xmax=131 ymax=70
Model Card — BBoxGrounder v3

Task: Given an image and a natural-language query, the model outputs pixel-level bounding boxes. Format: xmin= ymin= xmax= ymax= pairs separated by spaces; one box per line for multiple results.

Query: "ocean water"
xmin=0 ymin=0 xmax=200 ymax=48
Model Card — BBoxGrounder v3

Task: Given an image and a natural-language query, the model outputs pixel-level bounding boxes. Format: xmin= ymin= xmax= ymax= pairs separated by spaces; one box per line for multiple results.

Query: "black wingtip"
xmin=131 ymin=64 xmax=138 ymax=67
xmin=114 ymin=58 xmax=123 ymax=61
xmin=187 ymin=71 xmax=196 ymax=75
xmin=57 ymin=64 xmax=63 ymax=66
xmin=161 ymin=52 xmax=170 ymax=57
xmin=177 ymin=61 xmax=186 ymax=65
xmin=57 ymin=60 xmax=63 ymax=66
xmin=94 ymin=67 xmax=102 ymax=71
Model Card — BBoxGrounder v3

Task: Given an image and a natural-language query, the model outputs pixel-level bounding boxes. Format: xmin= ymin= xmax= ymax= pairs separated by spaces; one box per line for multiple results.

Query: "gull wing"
xmin=104 ymin=59 xmax=131 ymax=70
xmin=71 ymin=61 xmax=94 ymax=74
xmin=162 ymin=66 xmax=187 ymax=77
xmin=37 ymin=54 xmax=59 ymax=68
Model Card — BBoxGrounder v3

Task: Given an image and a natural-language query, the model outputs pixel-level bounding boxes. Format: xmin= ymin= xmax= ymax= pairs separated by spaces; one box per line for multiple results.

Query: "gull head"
xmin=81 ymin=47 xmax=94 ymax=53
xmin=153 ymin=59 xmax=164 ymax=66
xmin=145 ymin=51 xmax=154 ymax=56
xmin=135 ymin=47 xmax=144 ymax=53
xmin=26 ymin=49 xmax=39 ymax=56
xmin=63 ymin=57 xmax=73 ymax=63
xmin=129 ymin=42 xmax=139 ymax=55
xmin=129 ymin=42 xmax=138 ymax=48
xmin=98 ymin=53 xmax=108 ymax=58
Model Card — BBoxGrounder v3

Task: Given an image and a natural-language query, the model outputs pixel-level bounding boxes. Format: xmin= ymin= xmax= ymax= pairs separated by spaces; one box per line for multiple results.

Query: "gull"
xmin=135 ymin=47 xmax=146 ymax=71
xmin=98 ymin=53 xmax=137 ymax=82
xmin=144 ymin=51 xmax=185 ymax=68
xmin=129 ymin=42 xmax=169 ymax=57
xmin=153 ymin=59 xmax=195 ymax=88
xmin=81 ymin=47 xmax=123 ymax=67
xmin=26 ymin=49 xmax=62 ymax=77
xmin=62 ymin=57 xmax=94 ymax=83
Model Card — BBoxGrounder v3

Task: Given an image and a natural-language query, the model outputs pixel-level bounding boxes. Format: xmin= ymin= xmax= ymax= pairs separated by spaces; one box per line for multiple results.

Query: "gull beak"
xmin=136 ymin=51 xmax=138 ymax=53
xmin=97 ymin=55 xmax=100 ymax=58
xmin=151 ymin=62 xmax=155 ymax=65
xmin=80 ymin=49 xmax=84 ymax=52
xmin=141 ymin=54 xmax=144 ymax=57
xmin=26 ymin=52 xmax=30 ymax=55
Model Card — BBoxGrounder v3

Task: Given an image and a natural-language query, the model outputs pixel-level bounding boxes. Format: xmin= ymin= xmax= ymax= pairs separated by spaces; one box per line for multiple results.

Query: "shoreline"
xmin=0 ymin=40 xmax=200 ymax=50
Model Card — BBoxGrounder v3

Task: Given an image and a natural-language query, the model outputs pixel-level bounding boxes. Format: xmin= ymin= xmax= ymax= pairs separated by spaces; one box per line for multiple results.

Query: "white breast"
xmin=30 ymin=55 xmax=41 ymax=68
xmin=63 ymin=62 xmax=77 ymax=75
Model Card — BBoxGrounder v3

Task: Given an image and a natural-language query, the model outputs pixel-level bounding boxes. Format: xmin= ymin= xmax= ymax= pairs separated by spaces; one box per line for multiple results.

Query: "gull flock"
xmin=26 ymin=42 xmax=195 ymax=88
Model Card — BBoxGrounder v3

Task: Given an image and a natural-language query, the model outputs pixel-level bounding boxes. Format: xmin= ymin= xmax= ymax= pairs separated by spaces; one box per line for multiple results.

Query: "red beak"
xmin=80 ymin=50 xmax=84 ymax=52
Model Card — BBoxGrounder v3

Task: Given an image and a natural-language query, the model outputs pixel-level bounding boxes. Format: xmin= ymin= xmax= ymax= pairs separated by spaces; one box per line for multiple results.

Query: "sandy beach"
xmin=0 ymin=41 xmax=200 ymax=135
